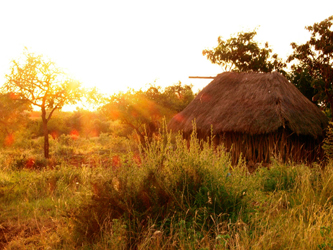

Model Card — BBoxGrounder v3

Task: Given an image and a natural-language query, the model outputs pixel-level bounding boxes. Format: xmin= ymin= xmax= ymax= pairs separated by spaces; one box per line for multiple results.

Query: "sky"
xmin=0 ymin=0 xmax=332 ymax=98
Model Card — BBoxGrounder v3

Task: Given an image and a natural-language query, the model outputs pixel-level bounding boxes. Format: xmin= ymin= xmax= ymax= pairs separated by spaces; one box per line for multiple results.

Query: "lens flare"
xmin=4 ymin=134 xmax=14 ymax=146
xmin=70 ymin=129 xmax=79 ymax=139
xmin=174 ymin=114 xmax=184 ymax=122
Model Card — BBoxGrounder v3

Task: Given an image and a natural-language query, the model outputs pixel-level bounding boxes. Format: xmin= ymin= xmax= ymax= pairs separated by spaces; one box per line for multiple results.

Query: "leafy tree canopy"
xmin=286 ymin=65 xmax=319 ymax=105
xmin=202 ymin=30 xmax=286 ymax=73
xmin=2 ymin=49 xmax=88 ymax=158
xmin=100 ymin=82 xmax=194 ymax=140
xmin=287 ymin=16 xmax=333 ymax=118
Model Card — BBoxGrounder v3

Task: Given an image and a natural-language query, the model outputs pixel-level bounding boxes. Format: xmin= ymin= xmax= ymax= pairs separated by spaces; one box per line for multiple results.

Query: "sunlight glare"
xmin=0 ymin=0 xmax=332 ymax=101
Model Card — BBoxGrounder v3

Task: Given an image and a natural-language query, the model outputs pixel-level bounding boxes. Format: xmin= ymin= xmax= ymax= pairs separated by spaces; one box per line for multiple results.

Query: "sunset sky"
xmin=0 ymin=0 xmax=332 ymax=96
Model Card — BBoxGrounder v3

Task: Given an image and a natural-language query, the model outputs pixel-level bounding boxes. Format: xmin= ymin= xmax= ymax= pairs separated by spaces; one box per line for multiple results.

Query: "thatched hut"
xmin=168 ymin=72 xmax=328 ymax=165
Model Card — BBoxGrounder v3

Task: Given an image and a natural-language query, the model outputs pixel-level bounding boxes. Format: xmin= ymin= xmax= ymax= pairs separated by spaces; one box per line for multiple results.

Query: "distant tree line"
xmin=0 ymin=49 xmax=195 ymax=158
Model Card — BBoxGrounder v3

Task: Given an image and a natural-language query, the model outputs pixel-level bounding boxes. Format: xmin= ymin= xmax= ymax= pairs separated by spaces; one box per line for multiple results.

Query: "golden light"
xmin=0 ymin=0 xmax=332 ymax=105
xmin=9 ymin=92 xmax=19 ymax=100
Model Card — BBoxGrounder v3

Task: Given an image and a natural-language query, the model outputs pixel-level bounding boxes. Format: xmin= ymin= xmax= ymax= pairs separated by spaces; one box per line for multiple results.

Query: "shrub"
xmin=70 ymin=130 xmax=248 ymax=247
xmin=258 ymin=163 xmax=297 ymax=192
xmin=57 ymin=134 xmax=74 ymax=146
xmin=55 ymin=145 xmax=75 ymax=158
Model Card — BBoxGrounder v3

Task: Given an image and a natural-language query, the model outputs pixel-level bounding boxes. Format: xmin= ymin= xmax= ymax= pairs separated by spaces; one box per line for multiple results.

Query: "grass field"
xmin=1 ymin=130 xmax=333 ymax=249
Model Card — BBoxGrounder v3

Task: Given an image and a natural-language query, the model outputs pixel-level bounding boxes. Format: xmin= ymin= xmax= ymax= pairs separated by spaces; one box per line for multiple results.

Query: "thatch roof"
xmin=168 ymin=72 xmax=328 ymax=138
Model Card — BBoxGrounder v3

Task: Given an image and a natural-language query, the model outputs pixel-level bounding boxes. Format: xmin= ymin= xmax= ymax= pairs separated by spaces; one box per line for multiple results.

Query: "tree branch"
xmin=47 ymin=104 xmax=59 ymax=121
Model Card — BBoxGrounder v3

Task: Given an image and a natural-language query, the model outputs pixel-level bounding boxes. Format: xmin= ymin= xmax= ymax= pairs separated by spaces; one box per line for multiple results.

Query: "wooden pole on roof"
xmin=189 ymin=76 xmax=216 ymax=79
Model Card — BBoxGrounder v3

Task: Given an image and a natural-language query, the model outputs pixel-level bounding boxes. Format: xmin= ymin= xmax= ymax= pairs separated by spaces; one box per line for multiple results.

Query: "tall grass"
xmin=1 ymin=129 xmax=333 ymax=249
xmin=70 ymin=129 xmax=250 ymax=248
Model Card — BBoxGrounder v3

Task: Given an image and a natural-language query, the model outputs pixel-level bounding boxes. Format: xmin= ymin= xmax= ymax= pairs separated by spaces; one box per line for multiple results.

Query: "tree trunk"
xmin=43 ymin=120 xmax=49 ymax=158
xmin=42 ymin=109 xmax=49 ymax=158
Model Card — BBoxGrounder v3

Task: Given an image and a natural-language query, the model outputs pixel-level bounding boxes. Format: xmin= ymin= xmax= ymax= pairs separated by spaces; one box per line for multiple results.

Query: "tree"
xmin=3 ymin=50 xmax=86 ymax=158
xmin=287 ymin=16 xmax=333 ymax=119
xmin=101 ymin=82 xmax=194 ymax=141
xmin=0 ymin=92 xmax=30 ymax=145
xmin=144 ymin=82 xmax=194 ymax=113
xmin=161 ymin=82 xmax=195 ymax=112
xmin=202 ymin=30 xmax=286 ymax=73
xmin=101 ymin=89 xmax=166 ymax=141
xmin=285 ymin=65 xmax=320 ymax=105
xmin=65 ymin=109 xmax=111 ymax=138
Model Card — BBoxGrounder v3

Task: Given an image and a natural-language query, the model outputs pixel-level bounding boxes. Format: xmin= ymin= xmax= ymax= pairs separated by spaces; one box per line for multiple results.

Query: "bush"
xmin=70 ymin=130 xmax=248 ymax=247
xmin=55 ymin=145 xmax=75 ymax=158
xmin=258 ymin=163 xmax=297 ymax=192
xmin=57 ymin=134 xmax=74 ymax=146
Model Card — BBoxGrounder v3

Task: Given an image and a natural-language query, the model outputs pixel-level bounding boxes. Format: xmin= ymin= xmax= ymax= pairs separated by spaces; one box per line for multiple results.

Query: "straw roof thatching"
xmin=168 ymin=72 xmax=328 ymax=139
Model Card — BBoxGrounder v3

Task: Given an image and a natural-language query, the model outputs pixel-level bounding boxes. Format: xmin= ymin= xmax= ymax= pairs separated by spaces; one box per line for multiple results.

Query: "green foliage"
xmin=288 ymin=16 xmax=333 ymax=118
xmin=202 ymin=21 xmax=331 ymax=120
xmin=258 ymin=164 xmax=297 ymax=192
xmin=318 ymin=226 xmax=333 ymax=249
xmin=202 ymin=30 xmax=286 ymax=73
xmin=3 ymin=151 xmax=51 ymax=171
xmin=47 ymin=116 xmax=72 ymax=137
xmin=100 ymin=82 xmax=194 ymax=140
xmin=66 ymin=109 xmax=111 ymax=138
xmin=286 ymin=65 xmax=320 ymax=105
xmin=19 ymin=109 xmax=112 ymax=141
xmin=2 ymin=133 xmax=333 ymax=248
xmin=70 ymin=130 xmax=247 ymax=247
xmin=146 ymin=81 xmax=195 ymax=113
xmin=55 ymin=144 xmax=75 ymax=158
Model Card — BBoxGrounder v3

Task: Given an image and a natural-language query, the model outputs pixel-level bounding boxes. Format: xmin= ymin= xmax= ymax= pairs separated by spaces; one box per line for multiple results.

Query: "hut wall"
xmin=214 ymin=128 xmax=324 ymax=165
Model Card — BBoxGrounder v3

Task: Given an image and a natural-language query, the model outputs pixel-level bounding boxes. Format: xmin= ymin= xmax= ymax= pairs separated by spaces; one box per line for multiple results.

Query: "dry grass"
xmin=1 ymin=131 xmax=333 ymax=249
